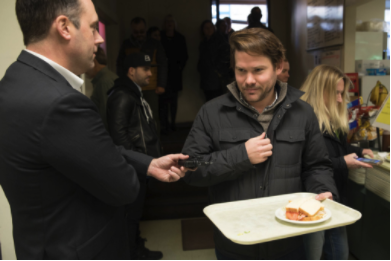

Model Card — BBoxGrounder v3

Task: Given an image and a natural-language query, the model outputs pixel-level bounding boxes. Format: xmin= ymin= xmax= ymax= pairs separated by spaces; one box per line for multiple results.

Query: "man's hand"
xmin=362 ymin=149 xmax=374 ymax=158
xmin=344 ymin=153 xmax=373 ymax=169
xmin=155 ymin=86 xmax=165 ymax=95
xmin=245 ymin=132 xmax=273 ymax=164
xmin=147 ymin=154 xmax=192 ymax=182
xmin=315 ymin=192 xmax=333 ymax=201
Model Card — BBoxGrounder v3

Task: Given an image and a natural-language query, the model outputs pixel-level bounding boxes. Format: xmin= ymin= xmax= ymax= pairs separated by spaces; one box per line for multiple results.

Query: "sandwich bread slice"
xmin=285 ymin=197 xmax=310 ymax=220
xmin=299 ymin=198 xmax=325 ymax=221
xmin=285 ymin=197 xmax=325 ymax=221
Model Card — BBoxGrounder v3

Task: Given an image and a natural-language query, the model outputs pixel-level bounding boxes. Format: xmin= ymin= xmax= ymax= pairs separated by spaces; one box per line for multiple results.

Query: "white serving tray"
xmin=203 ymin=192 xmax=362 ymax=245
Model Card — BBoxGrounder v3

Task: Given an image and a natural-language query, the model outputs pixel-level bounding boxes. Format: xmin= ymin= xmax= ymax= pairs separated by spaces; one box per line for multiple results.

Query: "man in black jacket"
xmin=116 ymin=17 xmax=168 ymax=134
xmin=0 ymin=0 xmax=188 ymax=259
xmin=107 ymin=52 xmax=162 ymax=259
xmin=182 ymin=28 xmax=339 ymax=260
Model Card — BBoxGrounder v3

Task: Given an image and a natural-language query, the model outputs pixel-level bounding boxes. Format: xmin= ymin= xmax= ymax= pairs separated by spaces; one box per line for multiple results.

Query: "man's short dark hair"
xmin=95 ymin=47 xmax=107 ymax=65
xmin=229 ymin=28 xmax=285 ymax=69
xmin=16 ymin=0 xmax=83 ymax=46
xmin=130 ymin=17 xmax=146 ymax=25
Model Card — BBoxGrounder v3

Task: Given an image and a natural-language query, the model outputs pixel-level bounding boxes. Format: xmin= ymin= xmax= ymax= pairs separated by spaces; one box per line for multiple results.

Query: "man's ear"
xmin=127 ymin=67 xmax=135 ymax=77
xmin=54 ymin=15 xmax=72 ymax=41
xmin=276 ymin=60 xmax=283 ymax=75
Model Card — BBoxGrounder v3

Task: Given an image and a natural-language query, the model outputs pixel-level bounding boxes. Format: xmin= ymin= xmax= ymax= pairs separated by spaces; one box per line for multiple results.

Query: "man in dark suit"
xmin=0 ymin=0 xmax=189 ymax=259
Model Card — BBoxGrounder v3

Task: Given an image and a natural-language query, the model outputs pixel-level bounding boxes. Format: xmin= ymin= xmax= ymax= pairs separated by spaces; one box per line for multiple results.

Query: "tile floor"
xmin=140 ymin=219 xmax=216 ymax=260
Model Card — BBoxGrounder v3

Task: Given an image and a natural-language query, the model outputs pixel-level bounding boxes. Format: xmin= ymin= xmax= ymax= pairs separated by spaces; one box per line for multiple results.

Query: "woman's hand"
xmin=344 ymin=153 xmax=372 ymax=169
xmin=362 ymin=149 xmax=374 ymax=158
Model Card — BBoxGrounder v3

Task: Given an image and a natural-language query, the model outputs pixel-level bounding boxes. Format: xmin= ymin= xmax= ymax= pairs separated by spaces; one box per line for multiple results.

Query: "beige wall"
xmin=0 ymin=1 xmax=22 ymax=259
xmin=356 ymin=0 xmax=385 ymax=21
xmin=0 ymin=2 xmax=21 ymax=260
xmin=115 ymin=0 xmax=209 ymax=123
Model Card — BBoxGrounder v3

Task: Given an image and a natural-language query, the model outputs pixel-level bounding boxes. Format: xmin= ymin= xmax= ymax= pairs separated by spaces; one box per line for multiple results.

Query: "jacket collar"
xmin=221 ymin=81 xmax=304 ymax=109
xmin=109 ymin=76 xmax=142 ymax=103
xmin=17 ymin=51 xmax=74 ymax=89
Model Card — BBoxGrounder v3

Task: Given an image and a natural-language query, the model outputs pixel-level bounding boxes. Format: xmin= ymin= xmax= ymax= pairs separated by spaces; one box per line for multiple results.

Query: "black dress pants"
xmin=125 ymin=177 xmax=147 ymax=258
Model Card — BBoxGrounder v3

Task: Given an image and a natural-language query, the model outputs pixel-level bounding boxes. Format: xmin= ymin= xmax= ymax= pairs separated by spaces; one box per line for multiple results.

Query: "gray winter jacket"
xmin=182 ymin=83 xmax=339 ymax=259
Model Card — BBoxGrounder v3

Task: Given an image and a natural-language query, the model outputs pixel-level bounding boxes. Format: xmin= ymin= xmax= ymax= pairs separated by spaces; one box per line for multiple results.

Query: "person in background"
xmin=197 ymin=20 xmax=230 ymax=102
xmin=223 ymin=17 xmax=235 ymax=38
xmin=215 ymin=19 xmax=228 ymax=40
xmin=107 ymin=52 xmax=163 ymax=260
xmin=0 ymin=0 xmax=189 ymax=259
xmin=160 ymin=15 xmax=188 ymax=134
xmin=277 ymin=58 xmax=290 ymax=83
xmin=300 ymin=64 xmax=374 ymax=260
xmin=247 ymin=6 xmax=273 ymax=33
xmin=116 ymin=17 xmax=168 ymax=133
xmin=183 ymin=28 xmax=338 ymax=260
xmin=85 ymin=46 xmax=117 ymax=130
xmin=147 ymin=26 xmax=161 ymax=41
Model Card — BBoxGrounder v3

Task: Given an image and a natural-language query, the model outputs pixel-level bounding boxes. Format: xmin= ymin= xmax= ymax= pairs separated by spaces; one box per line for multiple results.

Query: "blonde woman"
xmin=300 ymin=64 xmax=374 ymax=260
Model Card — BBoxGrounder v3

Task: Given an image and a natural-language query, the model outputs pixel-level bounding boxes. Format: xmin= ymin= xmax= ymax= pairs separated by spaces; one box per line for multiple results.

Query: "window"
xmin=211 ymin=4 xmax=268 ymax=30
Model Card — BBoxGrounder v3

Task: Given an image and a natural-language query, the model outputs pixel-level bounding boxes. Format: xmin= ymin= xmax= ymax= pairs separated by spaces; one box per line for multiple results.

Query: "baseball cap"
xmin=124 ymin=52 xmax=156 ymax=71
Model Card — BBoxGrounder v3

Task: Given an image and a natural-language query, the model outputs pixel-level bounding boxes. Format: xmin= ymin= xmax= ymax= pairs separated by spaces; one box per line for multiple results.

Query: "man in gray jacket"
xmin=182 ymin=28 xmax=338 ymax=260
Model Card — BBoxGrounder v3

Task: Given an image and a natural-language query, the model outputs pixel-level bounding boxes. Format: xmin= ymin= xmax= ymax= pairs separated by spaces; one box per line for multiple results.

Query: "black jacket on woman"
xmin=107 ymin=76 xmax=161 ymax=158
xmin=323 ymin=131 xmax=363 ymax=204
xmin=197 ymin=32 xmax=230 ymax=91
xmin=161 ymin=31 xmax=188 ymax=92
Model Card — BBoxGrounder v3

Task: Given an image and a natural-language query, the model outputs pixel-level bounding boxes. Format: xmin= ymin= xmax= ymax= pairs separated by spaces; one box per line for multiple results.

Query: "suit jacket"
xmin=0 ymin=51 xmax=153 ymax=259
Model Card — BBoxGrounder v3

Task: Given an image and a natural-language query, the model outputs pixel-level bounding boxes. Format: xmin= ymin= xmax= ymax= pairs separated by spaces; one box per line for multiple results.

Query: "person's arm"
xmin=107 ymin=90 xmax=137 ymax=150
xmin=301 ymin=111 xmax=339 ymax=201
xmin=182 ymin=106 xmax=254 ymax=187
xmin=41 ymin=92 xmax=151 ymax=207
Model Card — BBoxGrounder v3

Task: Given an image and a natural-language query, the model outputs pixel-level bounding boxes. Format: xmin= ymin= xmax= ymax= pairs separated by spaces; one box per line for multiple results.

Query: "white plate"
xmin=275 ymin=207 xmax=332 ymax=225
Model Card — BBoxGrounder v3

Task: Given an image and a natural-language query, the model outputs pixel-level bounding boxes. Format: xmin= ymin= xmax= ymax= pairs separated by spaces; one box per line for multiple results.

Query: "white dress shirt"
xmin=24 ymin=49 xmax=83 ymax=92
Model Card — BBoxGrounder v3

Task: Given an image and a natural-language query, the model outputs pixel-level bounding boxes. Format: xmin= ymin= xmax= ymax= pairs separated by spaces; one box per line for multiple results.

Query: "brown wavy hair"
xmin=229 ymin=28 xmax=285 ymax=69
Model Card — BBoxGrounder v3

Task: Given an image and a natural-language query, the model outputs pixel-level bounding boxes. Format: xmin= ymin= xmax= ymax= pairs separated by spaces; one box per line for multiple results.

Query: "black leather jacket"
xmin=107 ymin=76 xmax=161 ymax=158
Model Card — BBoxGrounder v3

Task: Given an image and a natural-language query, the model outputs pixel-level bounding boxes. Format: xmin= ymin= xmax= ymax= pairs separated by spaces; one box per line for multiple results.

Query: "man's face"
xmin=164 ymin=19 xmax=175 ymax=31
xmin=235 ymin=51 xmax=282 ymax=105
xmin=277 ymin=61 xmax=290 ymax=83
xmin=203 ymin=22 xmax=215 ymax=38
xmin=151 ymin=30 xmax=161 ymax=41
xmin=132 ymin=66 xmax=152 ymax=87
xmin=217 ymin=21 xmax=227 ymax=34
xmin=70 ymin=0 xmax=104 ymax=75
xmin=131 ymin=22 xmax=146 ymax=42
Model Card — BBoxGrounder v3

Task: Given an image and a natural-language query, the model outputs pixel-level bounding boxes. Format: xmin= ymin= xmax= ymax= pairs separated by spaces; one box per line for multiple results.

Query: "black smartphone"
xmin=356 ymin=158 xmax=383 ymax=165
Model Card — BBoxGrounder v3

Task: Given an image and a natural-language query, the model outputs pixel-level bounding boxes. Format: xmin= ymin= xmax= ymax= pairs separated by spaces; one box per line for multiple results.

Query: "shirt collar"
xmin=239 ymin=85 xmax=279 ymax=112
xmin=24 ymin=49 xmax=83 ymax=92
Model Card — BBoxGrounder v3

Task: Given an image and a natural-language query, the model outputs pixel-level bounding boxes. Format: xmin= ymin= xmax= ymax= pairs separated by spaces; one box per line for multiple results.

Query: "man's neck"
xmin=27 ymin=41 xmax=77 ymax=75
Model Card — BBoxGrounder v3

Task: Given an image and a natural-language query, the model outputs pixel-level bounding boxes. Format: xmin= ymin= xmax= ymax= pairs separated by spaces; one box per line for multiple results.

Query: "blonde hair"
xmin=300 ymin=64 xmax=351 ymax=136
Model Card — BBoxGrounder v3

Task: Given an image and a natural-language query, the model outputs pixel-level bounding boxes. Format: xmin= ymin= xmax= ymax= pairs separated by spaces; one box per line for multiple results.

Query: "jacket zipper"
xmin=138 ymin=109 xmax=147 ymax=154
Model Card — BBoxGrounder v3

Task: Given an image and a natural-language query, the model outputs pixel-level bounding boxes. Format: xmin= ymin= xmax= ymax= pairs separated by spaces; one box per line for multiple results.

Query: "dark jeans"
xmin=303 ymin=227 xmax=348 ymax=260
xmin=215 ymin=245 xmax=306 ymax=260
xmin=158 ymin=91 xmax=178 ymax=132
xmin=125 ymin=178 xmax=147 ymax=258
